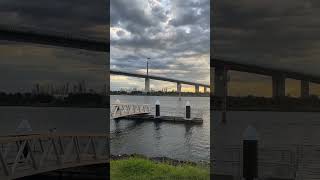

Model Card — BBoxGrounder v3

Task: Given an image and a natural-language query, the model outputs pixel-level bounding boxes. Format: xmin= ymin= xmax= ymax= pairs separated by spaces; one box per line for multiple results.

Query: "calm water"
xmin=110 ymin=95 xmax=210 ymax=162
xmin=213 ymin=111 xmax=320 ymax=146
xmin=0 ymin=97 xmax=210 ymax=162
xmin=213 ymin=111 xmax=320 ymax=179
xmin=0 ymin=106 xmax=106 ymax=135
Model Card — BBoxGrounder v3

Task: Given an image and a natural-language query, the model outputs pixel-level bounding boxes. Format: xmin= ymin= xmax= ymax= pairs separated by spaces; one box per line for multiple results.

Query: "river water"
xmin=0 ymin=96 xmax=210 ymax=163
xmin=213 ymin=111 xmax=320 ymax=179
xmin=110 ymin=95 xmax=210 ymax=162
xmin=0 ymin=106 xmax=107 ymax=135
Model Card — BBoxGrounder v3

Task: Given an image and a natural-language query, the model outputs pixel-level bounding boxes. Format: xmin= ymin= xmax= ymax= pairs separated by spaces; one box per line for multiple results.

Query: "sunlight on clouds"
xmin=83 ymin=24 xmax=109 ymax=38
xmin=110 ymin=75 xmax=130 ymax=81
xmin=110 ymin=75 xmax=145 ymax=91
xmin=182 ymin=86 xmax=196 ymax=93
xmin=110 ymin=27 xmax=132 ymax=41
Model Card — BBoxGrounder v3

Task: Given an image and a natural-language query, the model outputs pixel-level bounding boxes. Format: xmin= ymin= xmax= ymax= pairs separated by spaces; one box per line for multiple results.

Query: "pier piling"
xmin=155 ymin=100 xmax=160 ymax=118
xmin=243 ymin=126 xmax=258 ymax=180
xmin=186 ymin=101 xmax=191 ymax=119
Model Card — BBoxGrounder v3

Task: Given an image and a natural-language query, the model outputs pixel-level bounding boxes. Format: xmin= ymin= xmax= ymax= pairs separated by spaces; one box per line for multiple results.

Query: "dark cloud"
xmin=214 ymin=0 xmax=320 ymax=74
xmin=0 ymin=0 xmax=109 ymax=93
xmin=111 ymin=0 xmax=210 ymax=90
xmin=0 ymin=0 xmax=109 ymax=38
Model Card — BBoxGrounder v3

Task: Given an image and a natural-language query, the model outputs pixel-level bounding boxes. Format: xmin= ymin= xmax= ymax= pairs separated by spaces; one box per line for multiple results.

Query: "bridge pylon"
xmin=145 ymin=78 xmax=150 ymax=93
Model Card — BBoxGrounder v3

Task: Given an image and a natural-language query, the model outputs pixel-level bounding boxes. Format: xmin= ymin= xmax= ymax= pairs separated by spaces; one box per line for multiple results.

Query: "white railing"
xmin=0 ymin=133 xmax=108 ymax=179
xmin=111 ymin=103 xmax=151 ymax=119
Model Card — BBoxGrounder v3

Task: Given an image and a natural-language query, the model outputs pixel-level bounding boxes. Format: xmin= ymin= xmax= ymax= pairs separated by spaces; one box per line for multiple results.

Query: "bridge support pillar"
xmin=301 ymin=80 xmax=309 ymax=98
xmin=214 ymin=66 xmax=228 ymax=115
xmin=214 ymin=66 xmax=228 ymax=98
xmin=272 ymin=74 xmax=285 ymax=98
xmin=204 ymin=87 xmax=208 ymax=93
xmin=195 ymin=85 xmax=200 ymax=93
xmin=145 ymin=78 xmax=150 ymax=93
xmin=177 ymin=82 xmax=182 ymax=93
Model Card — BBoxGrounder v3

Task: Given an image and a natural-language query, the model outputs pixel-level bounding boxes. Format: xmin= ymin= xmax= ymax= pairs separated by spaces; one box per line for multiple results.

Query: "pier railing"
xmin=111 ymin=103 xmax=151 ymax=119
xmin=0 ymin=133 xmax=108 ymax=179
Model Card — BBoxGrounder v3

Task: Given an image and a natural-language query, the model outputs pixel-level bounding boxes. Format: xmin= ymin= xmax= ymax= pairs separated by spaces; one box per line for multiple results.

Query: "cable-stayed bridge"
xmin=110 ymin=70 xmax=210 ymax=93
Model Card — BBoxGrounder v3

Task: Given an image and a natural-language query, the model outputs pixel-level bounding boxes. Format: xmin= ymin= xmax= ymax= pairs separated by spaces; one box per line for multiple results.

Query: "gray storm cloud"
xmin=110 ymin=0 xmax=210 ymax=91
xmin=214 ymin=0 xmax=320 ymax=75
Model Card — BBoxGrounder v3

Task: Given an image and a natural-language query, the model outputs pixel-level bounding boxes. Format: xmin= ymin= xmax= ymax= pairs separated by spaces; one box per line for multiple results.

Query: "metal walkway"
xmin=0 ymin=133 xmax=108 ymax=179
xmin=111 ymin=103 xmax=151 ymax=119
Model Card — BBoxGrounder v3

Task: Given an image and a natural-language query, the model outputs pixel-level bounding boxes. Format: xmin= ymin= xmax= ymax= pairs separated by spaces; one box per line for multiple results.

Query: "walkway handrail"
xmin=111 ymin=103 xmax=151 ymax=119
xmin=0 ymin=133 xmax=109 ymax=179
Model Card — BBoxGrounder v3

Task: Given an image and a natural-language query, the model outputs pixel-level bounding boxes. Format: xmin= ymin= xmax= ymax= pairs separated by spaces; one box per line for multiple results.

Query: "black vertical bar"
xmin=156 ymin=104 xmax=160 ymax=117
xmin=186 ymin=106 xmax=191 ymax=119
xmin=243 ymin=140 xmax=258 ymax=180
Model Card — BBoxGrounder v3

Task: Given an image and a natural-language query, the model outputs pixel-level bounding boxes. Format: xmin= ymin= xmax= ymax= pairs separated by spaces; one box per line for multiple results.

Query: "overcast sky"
xmin=213 ymin=0 xmax=320 ymax=97
xmin=110 ymin=0 xmax=210 ymax=92
xmin=0 ymin=0 xmax=108 ymax=93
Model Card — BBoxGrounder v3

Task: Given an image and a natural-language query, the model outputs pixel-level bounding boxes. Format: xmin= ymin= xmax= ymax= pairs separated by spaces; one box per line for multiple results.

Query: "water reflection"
xmin=111 ymin=119 xmax=144 ymax=138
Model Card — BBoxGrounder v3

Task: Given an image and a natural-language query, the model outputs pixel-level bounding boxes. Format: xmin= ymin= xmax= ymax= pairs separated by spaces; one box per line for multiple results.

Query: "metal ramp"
xmin=0 ymin=133 xmax=108 ymax=179
xmin=111 ymin=103 xmax=151 ymax=119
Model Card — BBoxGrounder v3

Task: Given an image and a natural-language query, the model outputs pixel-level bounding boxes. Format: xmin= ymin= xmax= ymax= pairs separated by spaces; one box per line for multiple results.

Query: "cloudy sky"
xmin=213 ymin=0 xmax=320 ymax=97
xmin=0 ymin=0 xmax=108 ymax=93
xmin=110 ymin=0 xmax=210 ymax=92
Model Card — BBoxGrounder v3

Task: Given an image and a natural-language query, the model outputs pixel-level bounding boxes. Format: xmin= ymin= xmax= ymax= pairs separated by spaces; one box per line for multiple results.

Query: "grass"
xmin=111 ymin=156 xmax=210 ymax=180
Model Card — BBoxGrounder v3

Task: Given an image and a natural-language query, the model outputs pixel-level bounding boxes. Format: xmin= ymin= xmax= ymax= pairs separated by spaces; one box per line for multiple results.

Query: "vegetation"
xmin=0 ymin=92 xmax=108 ymax=108
xmin=213 ymin=95 xmax=320 ymax=111
xmin=111 ymin=156 xmax=210 ymax=180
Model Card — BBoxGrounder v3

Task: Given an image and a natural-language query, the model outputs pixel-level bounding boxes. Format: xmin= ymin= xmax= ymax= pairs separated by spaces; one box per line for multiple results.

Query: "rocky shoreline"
xmin=110 ymin=154 xmax=209 ymax=167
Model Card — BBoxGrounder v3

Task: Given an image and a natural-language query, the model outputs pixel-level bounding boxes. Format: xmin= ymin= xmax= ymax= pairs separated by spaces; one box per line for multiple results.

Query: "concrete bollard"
xmin=186 ymin=101 xmax=191 ymax=119
xmin=155 ymin=100 xmax=160 ymax=117
xmin=243 ymin=125 xmax=258 ymax=180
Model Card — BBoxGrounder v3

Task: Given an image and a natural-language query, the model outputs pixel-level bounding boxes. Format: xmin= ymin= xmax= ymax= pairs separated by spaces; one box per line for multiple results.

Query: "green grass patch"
xmin=111 ymin=156 xmax=210 ymax=180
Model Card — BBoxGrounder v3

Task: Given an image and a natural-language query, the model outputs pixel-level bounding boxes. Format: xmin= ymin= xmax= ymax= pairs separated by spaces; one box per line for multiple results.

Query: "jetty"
xmin=111 ymin=100 xmax=203 ymax=124
xmin=117 ymin=114 xmax=203 ymax=124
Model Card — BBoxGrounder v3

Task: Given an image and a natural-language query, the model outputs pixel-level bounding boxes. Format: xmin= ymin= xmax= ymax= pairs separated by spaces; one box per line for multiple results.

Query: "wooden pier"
xmin=115 ymin=114 xmax=203 ymax=124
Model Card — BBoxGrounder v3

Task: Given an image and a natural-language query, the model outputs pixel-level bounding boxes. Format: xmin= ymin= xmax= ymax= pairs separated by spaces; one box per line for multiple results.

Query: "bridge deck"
xmin=213 ymin=58 xmax=320 ymax=83
xmin=110 ymin=70 xmax=210 ymax=88
xmin=0 ymin=26 xmax=108 ymax=52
